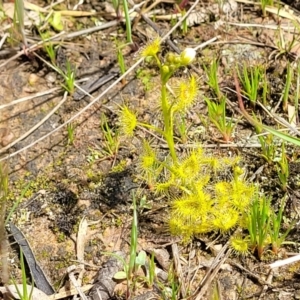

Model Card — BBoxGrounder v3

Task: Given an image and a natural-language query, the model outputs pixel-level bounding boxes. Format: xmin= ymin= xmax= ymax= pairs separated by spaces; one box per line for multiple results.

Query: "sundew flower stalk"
xmin=124 ymin=39 xmax=197 ymax=164
xmin=144 ymin=43 xmax=196 ymax=163
xmin=160 ymin=72 xmax=177 ymax=162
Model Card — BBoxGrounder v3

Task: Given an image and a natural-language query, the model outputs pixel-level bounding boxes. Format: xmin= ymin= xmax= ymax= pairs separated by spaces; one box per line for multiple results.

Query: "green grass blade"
xmin=262 ymin=125 xmax=300 ymax=146
xmin=5 ymin=183 xmax=31 ymax=226
xmin=122 ymin=0 xmax=132 ymax=43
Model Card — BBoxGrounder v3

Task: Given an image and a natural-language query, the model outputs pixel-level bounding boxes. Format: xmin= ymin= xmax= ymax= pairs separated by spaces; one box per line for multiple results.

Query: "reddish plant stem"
xmin=233 ymin=72 xmax=260 ymax=128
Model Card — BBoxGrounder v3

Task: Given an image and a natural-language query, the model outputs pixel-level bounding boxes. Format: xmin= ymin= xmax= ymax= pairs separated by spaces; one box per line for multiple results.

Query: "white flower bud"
xmin=180 ymin=48 xmax=196 ymax=65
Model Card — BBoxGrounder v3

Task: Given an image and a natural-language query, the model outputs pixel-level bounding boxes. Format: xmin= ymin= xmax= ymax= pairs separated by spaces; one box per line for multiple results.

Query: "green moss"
xmin=113 ymin=216 xmax=123 ymax=227
xmin=111 ymin=160 xmax=127 ymax=173
xmin=57 ymin=232 xmax=66 ymax=243
xmin=84 ymin=253 xmax=93 ymax=261
xmin=89 ymin=224 xmax=96 ymax=231
xmin=10 ymin=167 xmax=55 ymax=202
xmin=136 ymin=68 xmax=155 ymax=91
xmin=85 ymin=168 xmax=102 ymax=183
xmin=86 ymin=169 xmax=95 ymax=179
xmin=37 ymin=249 xmax=51 ymax=260
xmin=82 ymin=275 xmax=90 ymax=285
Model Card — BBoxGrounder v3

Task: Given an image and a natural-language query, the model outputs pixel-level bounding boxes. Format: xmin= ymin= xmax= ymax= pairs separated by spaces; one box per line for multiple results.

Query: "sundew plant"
xmin=119 ymin=38 xmax=255 ymax=242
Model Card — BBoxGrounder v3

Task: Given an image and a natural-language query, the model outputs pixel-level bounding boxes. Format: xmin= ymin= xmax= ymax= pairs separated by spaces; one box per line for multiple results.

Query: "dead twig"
xmin=193 ymin=243 xmax=231 ymax=300
xmin=270 ymin=253 xmax=300 ymax=269
xmin=0 ymin=32 xmax=66 ymax=70
xmin=0 ymin=92 xmax=68 ymax=155
xmin=67 ymin=265 xmax=89 ymax=300
xmin=75 ymin=218 xmax=88 ymax=290
xmin=172 ymin=243 xmax=187 ymax=298
xmin=229 ymin=260 xmax=273 ymax=287
xmin=258 ymin=269 xmax=273 ymax=299
xmin=0 ymin=87 xmax=61 ymax=111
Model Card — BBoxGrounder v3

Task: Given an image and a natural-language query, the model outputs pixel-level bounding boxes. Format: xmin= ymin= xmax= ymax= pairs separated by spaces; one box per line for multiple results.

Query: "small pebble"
xmin=211 ymin=243 xmax=223 ymax=255
xmin=93 ymin=256 xmax=100 ymax=265
xmin=0 ymin=128 xmax=15 ymax=147
xmin=84 ymin=245 xmax=94 ymax=254
xmin=45 ymin=72 xmax=57 ymax=84
xmin=28 ymin=73 xmax=39 ymax=86
xmin=295 ymin=290 xmax=300 ymax=299
xmin=221 ymin=0 xmax=238 ymax=14
xmin=24 ymin=86 xmax=37 ymax=93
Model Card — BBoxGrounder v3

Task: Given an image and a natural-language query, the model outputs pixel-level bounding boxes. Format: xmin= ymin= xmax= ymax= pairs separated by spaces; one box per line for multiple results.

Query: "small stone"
xmin=221 ymin=0 xmax=238 ymax=14
xmin=295 ymin=290 xmax=300 ymax=299
xmin=220 ymin=263 xmax=233 ymax=271
xmin=211 ymin=244 xmax=223 ymax=255
xmin=0 ymin=128 xmax=15 ymax=147
xmin=45 ymin=72 xmax=57 ymax=84
xmin=84 ymin=245 xmax=94 ymax=254
xmin=24 ymin=86 xmax=37 ymax=93
xmin=28 ymin=73 xmax=39 ymax=85
xmin=93 ymin=256 xmax=99 ymax=265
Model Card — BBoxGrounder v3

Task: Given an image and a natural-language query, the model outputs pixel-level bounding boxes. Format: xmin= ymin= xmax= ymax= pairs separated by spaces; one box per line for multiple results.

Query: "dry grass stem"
xmin=0 ymin=87 xmax=61 ymax=111
xmin=0 ymin=92 xmax=68 ymax=155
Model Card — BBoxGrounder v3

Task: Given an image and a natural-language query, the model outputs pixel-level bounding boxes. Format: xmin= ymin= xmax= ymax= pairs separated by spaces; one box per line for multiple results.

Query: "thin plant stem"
xmin=122 ymin=0 xmax=132 ymax=44
xmin=282 ymin=62 xmax=292 ymax=111
xmin=0 ymin=163 xmax=8 ymax=284
xmin=161 ymin=83 xmax=177 ymax=163
xmin=128 ymin=192 xmax=138 ymax=276
xmin=294 ymin=63 xmax=300 ymax=123
xmin=14 ymin=0 xmax=27 ymax=47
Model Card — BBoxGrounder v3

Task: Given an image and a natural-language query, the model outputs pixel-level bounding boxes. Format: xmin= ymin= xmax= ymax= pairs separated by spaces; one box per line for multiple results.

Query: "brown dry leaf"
xmin=102 ymin=226 xmax=123 ymax=250
xmin=0 ymin=128 xmax=15 ymax=147
xmin=24 ymin=1 xmax=48 ymax=12
xmin=3 ymin=2 xmax=47 ymax=18
xmin=0 ymin=284 xmax=94 ymax=300
xmin=77 ymin=217 xmax=88 ymax=263
xmin=54 ymin=285 xmax=93 ymax=300
xmin=266 ymin=5 xmax=299 ymax=22
xmin=2 ymin=3 xmax=15 ymax=19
